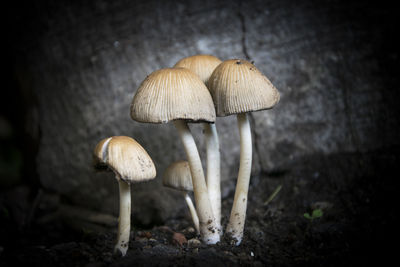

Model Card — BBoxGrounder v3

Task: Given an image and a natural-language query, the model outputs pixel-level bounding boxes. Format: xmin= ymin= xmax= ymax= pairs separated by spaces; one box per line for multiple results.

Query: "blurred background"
xmin=1 ymin=0 xmax=398 ymax=257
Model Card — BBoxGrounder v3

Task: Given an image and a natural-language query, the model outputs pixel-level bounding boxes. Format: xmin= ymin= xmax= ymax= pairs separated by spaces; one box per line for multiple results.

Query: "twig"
xmin=263 ymin=185 xmax=282 ymax=206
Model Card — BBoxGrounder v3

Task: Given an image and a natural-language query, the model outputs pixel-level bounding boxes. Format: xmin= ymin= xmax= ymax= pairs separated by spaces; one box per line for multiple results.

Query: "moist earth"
xmin=0 ymin=147 xmax=398 ymax=266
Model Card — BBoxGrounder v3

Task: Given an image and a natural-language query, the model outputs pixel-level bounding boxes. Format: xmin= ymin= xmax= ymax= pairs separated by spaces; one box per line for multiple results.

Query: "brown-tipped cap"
xmin=207 ymin=59 xmax=280 ymax=117
xmin=130 ymin=67 xmax=216 ymax=124
xmin=162 ymin=160 xmax=193 ymax=191
xmin=173 ymin=54 xmax=222 ymax=84
xmin=93 ymin=136 xmax=156 ymax=183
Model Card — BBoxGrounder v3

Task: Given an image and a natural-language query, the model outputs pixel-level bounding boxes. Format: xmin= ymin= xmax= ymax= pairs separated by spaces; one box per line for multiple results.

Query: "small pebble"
xmin=172 ymin=232 xmax=187 ymax=247
xmin=184 ymin=226 xmax=196 ymax=234
xmin=144 ymin=231 xmax=152 ymax=239
xmin=188 ymin=238 xmax=201 ymax=248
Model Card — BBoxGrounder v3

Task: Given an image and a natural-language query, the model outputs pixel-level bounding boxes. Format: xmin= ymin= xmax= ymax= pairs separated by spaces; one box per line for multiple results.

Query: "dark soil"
xmin=1 ymin=147 xmax=398 ymax=266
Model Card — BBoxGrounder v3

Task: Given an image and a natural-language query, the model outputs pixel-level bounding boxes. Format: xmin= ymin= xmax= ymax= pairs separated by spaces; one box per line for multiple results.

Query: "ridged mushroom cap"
xmin=173 ymin=54 xmax=222 ymax=84
xmin=207 ymin=59 xmax=280 ymax=117
xmin=93 ymin=136 xmax=156 ymax=184
xmin=162 ymin=160 xmax=193 ymax=191
xmin=130 ymin=67 xmax=216 ymax=123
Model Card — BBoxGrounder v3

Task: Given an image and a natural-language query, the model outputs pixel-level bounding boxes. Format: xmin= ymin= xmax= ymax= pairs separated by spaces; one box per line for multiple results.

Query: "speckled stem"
xmin=114 ymin=179 xmax=131 ymax=256
xmin=174 ymin=120 xmax=220 ymax=244
xmin=226 ymin=113 xmax=252 ymax=245
xmin=203 ymin=123 xmax=222 ymax=235
xmin=183 ymin=191 xmax=200 ymax=234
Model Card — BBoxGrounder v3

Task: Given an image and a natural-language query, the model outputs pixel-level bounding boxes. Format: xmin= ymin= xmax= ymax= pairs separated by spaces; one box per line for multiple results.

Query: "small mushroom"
xmin=163 ymin=160 xmax=200 ymax=234
xmin=174 ymin=54 xmax=222 ymax=85
xmin=93 ymin=136 xmax=156 ymax=256
xmin=208 ymin=59 xmax=280 ymax=245
xmin=174 ymin=55 xmax=223 ymax=233
xmin=130 ymin=67 xmax=220 ymax=244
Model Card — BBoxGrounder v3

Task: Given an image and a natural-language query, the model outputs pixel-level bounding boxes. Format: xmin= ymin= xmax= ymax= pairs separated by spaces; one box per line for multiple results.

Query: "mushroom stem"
xmin=114 ymin=179 xmax=131 ymax=256
xmin=203 ymin=122 xmax=222 ymax=234
xmin=226 ymin=113 xmax=252 ymax=245
xmin=174 ymin=120 xmax=220 ymax=244
xmin=183 ymin=191 xmax=200 ymax=234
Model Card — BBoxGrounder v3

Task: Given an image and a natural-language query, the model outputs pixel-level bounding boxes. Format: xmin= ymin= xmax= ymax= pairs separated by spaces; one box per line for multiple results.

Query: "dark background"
xmin=1 ymin=0 xmax=399 ymax=266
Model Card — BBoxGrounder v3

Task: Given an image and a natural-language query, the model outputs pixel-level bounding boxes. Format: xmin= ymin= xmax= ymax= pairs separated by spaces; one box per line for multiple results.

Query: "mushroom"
xmin=207 ymin=59 xmax=280 ymax=245
xmin=93 ymin=136 xmax=156 ymax=256
xmin=173 ymin=55 xmax=223 ymax=233
xmin=162 ymin=160 xmax=200 ymax=234
xmin=174 ymin=55 xmax=222 ymax=85
xmin=130 ymin=67 xmax=220 ymax=244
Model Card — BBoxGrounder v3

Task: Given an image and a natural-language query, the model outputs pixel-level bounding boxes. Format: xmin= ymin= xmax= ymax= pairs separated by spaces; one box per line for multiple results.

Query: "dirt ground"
xmin=0 ymin=147 xmax=398 ymax=266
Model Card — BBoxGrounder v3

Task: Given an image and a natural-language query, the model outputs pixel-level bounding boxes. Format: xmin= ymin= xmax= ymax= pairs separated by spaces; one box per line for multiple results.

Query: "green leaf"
xmin=311 ymin=209 xmax=323 ymax=218
xmin=304 ymin=209 xmax=324 ymax=221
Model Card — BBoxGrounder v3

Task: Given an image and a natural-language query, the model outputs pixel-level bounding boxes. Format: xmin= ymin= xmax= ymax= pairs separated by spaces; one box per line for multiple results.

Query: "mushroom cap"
xmin=130 ymin=67 xmax=216 ymax=124
xmin=93 ymin=136 xmax=156 ymax=184
xmin=162 ymin=160 xmax=193 ymax=191
xmin=207 ymin=59 xmax=280 ymax=117
xmin=173 ymin=54 xmax=222 ymax=84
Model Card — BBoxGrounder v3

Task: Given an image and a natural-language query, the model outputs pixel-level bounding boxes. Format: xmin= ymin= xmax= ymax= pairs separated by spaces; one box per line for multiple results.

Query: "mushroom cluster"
xmin=131 ymin=54 xmax=279 ymax=245
xmin=92 ymin=54 xmax=279 ymax=256
xmin=171 ymin=56 xmax=279 ymax=245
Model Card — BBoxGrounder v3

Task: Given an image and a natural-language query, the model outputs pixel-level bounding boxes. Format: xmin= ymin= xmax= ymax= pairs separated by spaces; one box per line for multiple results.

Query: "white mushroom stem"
xmin=203 ymin=123 xmax=222 ymax=234
xmin=226 ymin=113 xmax=252 ymax=246
xmin=114 ymin=179 xmax=131 ymax=256
xmin=183 ymin=191 xmax=200 ymax=234
xmin=174 ymin=120 xmax=220 ymax=244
